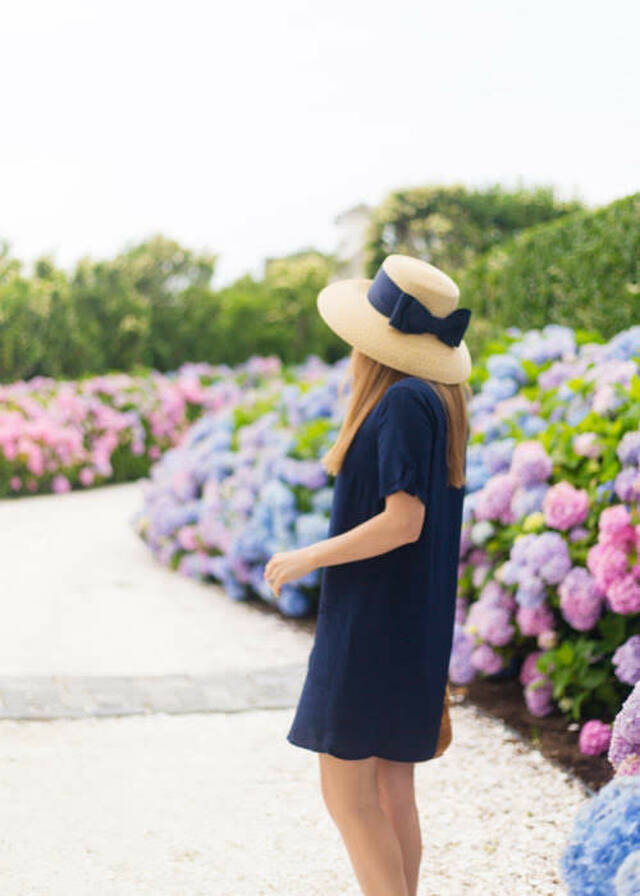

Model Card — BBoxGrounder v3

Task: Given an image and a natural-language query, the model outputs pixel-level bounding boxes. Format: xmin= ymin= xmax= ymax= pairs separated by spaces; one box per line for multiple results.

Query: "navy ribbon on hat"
xmin=367 ymin=267 xmax=471 ymax=348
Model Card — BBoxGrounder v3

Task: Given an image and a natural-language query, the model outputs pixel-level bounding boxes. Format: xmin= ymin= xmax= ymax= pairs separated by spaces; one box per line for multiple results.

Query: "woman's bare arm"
xmin=310 ymin=490 xmax=425 ymax=567
xmin=264 ymin=491 xmax=425 ymax=596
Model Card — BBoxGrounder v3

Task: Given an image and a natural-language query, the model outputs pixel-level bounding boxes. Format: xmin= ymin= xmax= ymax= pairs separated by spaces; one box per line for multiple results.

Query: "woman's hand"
xmin=263 ymin=546 xmax=317 ymax=598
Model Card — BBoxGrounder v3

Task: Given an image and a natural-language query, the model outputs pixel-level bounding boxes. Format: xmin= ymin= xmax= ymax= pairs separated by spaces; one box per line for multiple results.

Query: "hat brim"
xmin=317 ymin=278 xmax=472 ymax=385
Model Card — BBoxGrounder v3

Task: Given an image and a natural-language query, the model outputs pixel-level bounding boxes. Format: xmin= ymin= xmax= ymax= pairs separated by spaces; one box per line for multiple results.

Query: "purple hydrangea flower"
xmin=558 ymin=567 xmax=604 ymax=631
xmin=618 ymin=431 xmax=640 ymax=466
xmin=613 ymin=636 xmax=640 ymax=686
xmin=471 ymin=643 xmax=504 ymax=675
xmin=615 ymin=467 xmax=640 ymax=502
xmin=510 ymin=441 xmax=553 ymax=487
xmin=515 ymin=571 xmax=547 ymax=608
xmin=568 ymin=525 xmax=590 ymax=543
xmin=524 ymin=678 xmax=553 ymax=717
xmin=466 ymin=602 xmax=514 ymax=647
xmin=474 ymin=472 xmax=517 ymax=524
xmin=511 ymin=483 xmax=549 ymax=520
xmin=511 ymin=533 xmax=538 ymax=565
xmin=449 ymin=625 xmax=476 ymax=684
xmin=526 ymin=532 xmax=572 ymax=584
xmin=609 ymin=684 xmax=640 ymax=770
xmin=519 ymin=650 xmax=545 ymax=686
xmin=483 ymin=437 xmax=517 ymax=475
xmin=479 ymin=580 xmax=516 ymax=611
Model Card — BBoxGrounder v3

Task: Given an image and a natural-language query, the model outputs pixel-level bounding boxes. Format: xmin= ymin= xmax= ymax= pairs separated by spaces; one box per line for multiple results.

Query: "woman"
xmin=264 ymin=254 xmax=472 ymax=896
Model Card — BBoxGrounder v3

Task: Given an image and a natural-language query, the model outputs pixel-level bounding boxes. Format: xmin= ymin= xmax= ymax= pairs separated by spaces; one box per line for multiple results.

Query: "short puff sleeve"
xmin=376 ymin=386 xmax=434 ymax=507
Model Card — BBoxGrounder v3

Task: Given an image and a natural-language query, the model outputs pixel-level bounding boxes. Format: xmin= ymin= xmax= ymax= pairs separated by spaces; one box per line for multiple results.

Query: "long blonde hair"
xmin=322 ymin=348 xmax=471 ymax=488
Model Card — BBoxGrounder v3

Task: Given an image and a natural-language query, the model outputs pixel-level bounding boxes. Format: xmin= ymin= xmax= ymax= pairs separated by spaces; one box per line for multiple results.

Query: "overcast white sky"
xmin=2 ymin=0 xmax=639 ymax=284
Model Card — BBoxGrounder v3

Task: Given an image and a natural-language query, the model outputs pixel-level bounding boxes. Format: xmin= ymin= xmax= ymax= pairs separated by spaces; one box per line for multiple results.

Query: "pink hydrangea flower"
xmin=79 ymin=467 xmax=95 ymax=487
xmin=587 ymin=543 xmax=629 ymax=592
xmin=568 ymin=526 xmax=590 ymax=542
xmin=542 ymin=481 xmax=589 ymax=531
xmin=52 ymin=474 xmax=71 ymax=494
xmin=579 ymin=720 xmax=611 ymax=756
xmin=468 ymin=548 xmax=488 ymax=567
xmin=516 ymin=603 xmax=555 ymax=637
xmin=608 ymin=574 xmax=640 ymax=615
xmin=599 ymin=504 xmax=635 ymax=547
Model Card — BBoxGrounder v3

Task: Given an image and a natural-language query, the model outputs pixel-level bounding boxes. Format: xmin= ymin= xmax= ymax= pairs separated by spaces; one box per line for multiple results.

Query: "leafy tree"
xmin=212 ymin=250 xmax=344 ymax=364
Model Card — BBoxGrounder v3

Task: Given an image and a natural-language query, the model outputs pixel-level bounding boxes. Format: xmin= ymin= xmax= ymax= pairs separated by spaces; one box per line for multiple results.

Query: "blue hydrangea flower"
xmin=561 ymin=776 xmax=640 ymax=896
xmin=615 ymin=849 xmax=640 ymax=895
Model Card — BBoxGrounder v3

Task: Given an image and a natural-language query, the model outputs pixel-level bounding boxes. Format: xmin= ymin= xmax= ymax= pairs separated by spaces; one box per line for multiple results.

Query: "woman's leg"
xmin=375 ymin=758 xmax=422 ymax=896
xmin=318 ymin=752 xmax=409 ymax=896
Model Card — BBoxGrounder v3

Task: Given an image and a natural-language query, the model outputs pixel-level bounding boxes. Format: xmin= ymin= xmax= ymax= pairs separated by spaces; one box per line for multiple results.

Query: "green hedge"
xmin=364 ymin=184 xmax=582 ymax=279
xmin=460 ymin=193 xmax=640 ymax=338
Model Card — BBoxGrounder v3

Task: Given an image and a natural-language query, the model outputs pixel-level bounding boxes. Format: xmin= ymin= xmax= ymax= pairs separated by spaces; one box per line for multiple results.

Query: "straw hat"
xmin=317 ymin=254 xmax=472 ymax=384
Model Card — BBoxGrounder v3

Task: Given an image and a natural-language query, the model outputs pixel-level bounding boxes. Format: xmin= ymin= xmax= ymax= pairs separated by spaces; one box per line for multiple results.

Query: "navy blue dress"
xmin=287 ymin=375 xmax=465 ymax=762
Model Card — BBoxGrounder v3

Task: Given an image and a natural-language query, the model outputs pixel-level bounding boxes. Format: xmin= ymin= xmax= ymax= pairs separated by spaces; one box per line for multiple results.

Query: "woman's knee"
xmin=376 ymin=759 xmax=416 ymax=815
xmin=318 ymin=753 xmax=379 ymax=821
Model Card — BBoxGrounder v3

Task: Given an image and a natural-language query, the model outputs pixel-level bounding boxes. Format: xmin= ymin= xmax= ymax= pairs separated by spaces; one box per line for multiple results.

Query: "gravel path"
xmin=0 ymin=482 xmax=588 ymax=894
xmin=0 ymin=483 xmax=309 ymax=677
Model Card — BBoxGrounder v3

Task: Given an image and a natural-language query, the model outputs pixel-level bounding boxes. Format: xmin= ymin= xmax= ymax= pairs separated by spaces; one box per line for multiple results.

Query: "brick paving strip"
xmin=0 ymin=663 xmax=307 ymax=720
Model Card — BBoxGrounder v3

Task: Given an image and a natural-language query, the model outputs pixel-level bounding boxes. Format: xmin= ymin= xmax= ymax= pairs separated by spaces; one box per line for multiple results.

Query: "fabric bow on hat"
xmin=388 ymin=292 xmax=471 ymax=347
xmin=367 ymin=267 xmax=471 ymax=348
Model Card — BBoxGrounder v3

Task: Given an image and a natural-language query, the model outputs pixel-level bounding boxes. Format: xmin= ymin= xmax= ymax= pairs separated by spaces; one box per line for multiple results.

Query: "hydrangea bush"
xmin=454 ymin=325 xmax=640 ymax=735
xmin=132 ymin=324 xmax=640 ymax=744
xmin=0 ymin=357 xmax=283 ymax=496
xmin=132 ymin=354 xmax=346 ymax=617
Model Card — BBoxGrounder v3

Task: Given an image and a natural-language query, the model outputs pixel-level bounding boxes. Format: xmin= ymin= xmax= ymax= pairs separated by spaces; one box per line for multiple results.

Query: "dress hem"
xmin=286 ymin=731 xmax=439 ymax=763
